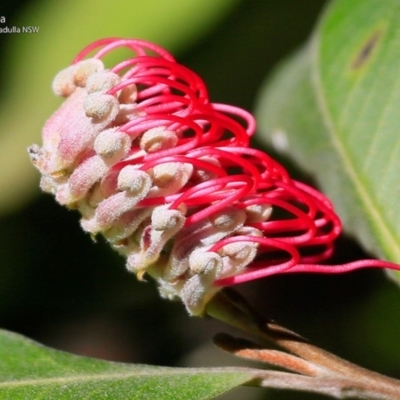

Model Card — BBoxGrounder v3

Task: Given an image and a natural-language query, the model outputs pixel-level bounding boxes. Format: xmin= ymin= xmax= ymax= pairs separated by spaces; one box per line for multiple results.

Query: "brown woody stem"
xmin=205 ymin=288 xmax=400 ymax=399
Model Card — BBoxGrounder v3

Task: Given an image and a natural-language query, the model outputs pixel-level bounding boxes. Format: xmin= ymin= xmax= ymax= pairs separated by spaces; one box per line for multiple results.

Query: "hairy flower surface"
xmin=29 ymin=38 xmax=400 ymax=315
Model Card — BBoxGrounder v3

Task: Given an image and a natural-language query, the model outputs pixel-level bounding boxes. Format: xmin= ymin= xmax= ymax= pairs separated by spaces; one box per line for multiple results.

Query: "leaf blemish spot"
xmin=351 ymin=30 xmax=382 ymax=69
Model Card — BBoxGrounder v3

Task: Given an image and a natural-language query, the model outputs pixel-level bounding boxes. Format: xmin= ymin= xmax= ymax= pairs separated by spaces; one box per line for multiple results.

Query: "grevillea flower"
xmin=29 ymin=38 xmax=400 ymax=315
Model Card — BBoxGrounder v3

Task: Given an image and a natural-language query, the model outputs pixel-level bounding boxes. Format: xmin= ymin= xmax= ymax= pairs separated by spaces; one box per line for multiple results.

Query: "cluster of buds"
xmin=29 ymin=38 xmax=400 ymax=315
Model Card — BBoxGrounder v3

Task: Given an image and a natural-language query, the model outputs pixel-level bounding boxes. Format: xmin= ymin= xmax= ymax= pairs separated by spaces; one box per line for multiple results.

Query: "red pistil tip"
xmin=28 ymin=38 xmax=400 ymax=315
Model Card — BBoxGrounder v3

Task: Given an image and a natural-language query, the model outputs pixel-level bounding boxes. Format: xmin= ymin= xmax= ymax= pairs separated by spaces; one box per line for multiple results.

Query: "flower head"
xmin=29 ymin=38 xmax=400 ymax=315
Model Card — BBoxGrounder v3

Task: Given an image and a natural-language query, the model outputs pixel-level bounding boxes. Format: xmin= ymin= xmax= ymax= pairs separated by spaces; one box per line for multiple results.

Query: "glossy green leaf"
xmin=255 ymin=0 xmax=400 ymax=280
xmin=0 ymin=329 xmax=256 ymax=399
xmin=0 ymin=0 xmax=239 ymax=215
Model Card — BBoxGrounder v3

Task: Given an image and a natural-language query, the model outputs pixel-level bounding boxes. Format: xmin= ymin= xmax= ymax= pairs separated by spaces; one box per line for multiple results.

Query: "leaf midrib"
xmin=0 ymin=367 xmax=253 ymax=389
xmin=310 ymin=15 xmax=400 ymax=261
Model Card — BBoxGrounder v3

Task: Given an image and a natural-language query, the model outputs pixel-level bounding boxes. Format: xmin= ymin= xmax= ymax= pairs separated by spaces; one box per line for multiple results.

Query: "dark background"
xmin=1 ymin=1 xmax=400 ymax=399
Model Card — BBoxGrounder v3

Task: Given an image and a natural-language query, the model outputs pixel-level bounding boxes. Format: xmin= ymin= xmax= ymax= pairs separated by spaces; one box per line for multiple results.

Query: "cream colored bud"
xmin=149 ymin=162 xmax=193 ymax=196
xmin=221 ymin=242 xmax=256 ymax=262
xmin=84 ymin=93 xmax=119 ymax=123
xmin=117 ymin=167 xmax=152 ymax=193
xmin=220 ymin=240 xmax=259 ymax=277
xmin=94 ymin=129 xmax=131 ymax=159
xmin=210 ymin=207 xmax=246 ymax=231
xmin=140 ymin=127 xmax=178 ymax=153
xmin=73 ymin=59 xmax=105 ymax=87
xmin=189 ymin=250 xmax=223 ymax=276
xmin=86 ymin=70 xmax=121 ymax=94
xmin=151 ymin=206 xmax=185 ymax=231
xmin=180 ymin=274 xmax=218 ymax=316
xmin=141 ymin=205 xmax=186 ymax=266
xmin=191 ymin=156 xmax=221 ymax=183
xmin=245 ymin=203 xmax=273 ymax=223
xmin=52 ymin=65 xmax=77 ymax=97
xmin=118 ymin=84 xmax=138 ymax=104
xmin=103 ymin=208 xmax=152 ymax=243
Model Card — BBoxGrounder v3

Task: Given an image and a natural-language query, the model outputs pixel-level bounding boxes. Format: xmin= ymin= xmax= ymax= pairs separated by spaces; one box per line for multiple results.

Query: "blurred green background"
xmin=1 ymin=1 xmax=399 ymax=399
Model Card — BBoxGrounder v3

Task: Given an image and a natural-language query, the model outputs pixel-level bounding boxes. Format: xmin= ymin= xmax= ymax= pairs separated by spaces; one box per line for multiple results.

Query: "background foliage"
xmin=0 ymin=1 xmax=399 ymax=399
xmin=257 ymin=0 xmax=400 ymax=272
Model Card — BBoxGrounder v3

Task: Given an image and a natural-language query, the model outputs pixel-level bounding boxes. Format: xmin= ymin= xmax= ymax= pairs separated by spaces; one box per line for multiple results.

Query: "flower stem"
xmin=206 ymin=288 xmax=400 ymax=399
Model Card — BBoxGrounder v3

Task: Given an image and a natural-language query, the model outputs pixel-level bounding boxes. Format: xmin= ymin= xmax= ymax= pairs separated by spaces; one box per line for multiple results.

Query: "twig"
xmin=206 ymin=288 xmax=400 ymax=399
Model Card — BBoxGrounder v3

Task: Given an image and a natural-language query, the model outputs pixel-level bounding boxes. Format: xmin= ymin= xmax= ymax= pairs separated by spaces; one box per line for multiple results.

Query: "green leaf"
xmin=0 ymin=0 xmax=239 ymax=215
xmin=0 ymin=329 xmax=255 ymax=399
xmin=255 ymin=0 xmax=400 ymax=278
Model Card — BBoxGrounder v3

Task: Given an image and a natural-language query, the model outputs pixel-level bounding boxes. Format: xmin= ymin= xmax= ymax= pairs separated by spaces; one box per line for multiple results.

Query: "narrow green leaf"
xmin=0 ymin=329 xmax=255 ymax=399
xmin=255 ymin=0 xmax=400 ymax=281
